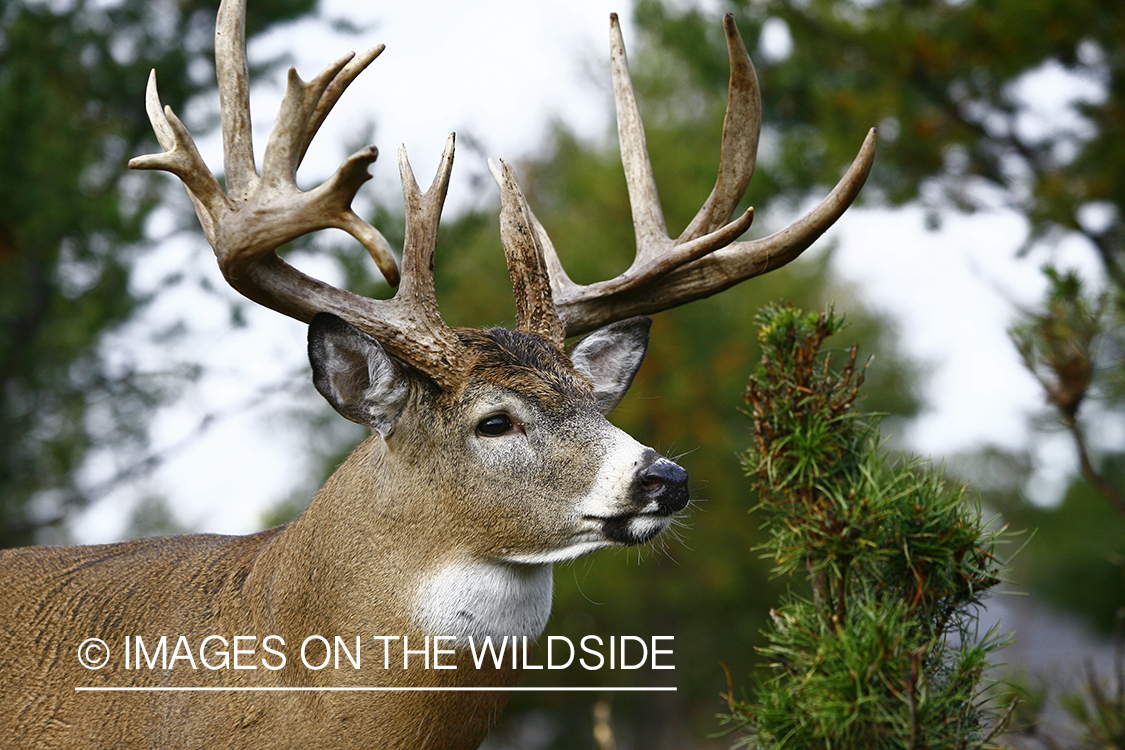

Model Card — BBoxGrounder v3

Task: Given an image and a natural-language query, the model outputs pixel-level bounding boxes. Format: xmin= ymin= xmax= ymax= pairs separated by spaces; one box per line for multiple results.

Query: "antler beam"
xmin=493 ymin=13 xmax=876 ymax=340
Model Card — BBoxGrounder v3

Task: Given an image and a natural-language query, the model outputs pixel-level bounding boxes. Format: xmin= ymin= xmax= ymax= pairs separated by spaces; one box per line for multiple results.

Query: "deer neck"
xmin=250 ymin=435 xmax=553 ymax=645
xmin=412 ymin=557 xmax=553 ymax=643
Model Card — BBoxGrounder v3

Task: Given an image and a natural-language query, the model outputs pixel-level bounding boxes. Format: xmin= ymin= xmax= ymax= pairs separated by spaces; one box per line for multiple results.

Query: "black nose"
xmin=637 ymin=457 xmax=689 ymax=513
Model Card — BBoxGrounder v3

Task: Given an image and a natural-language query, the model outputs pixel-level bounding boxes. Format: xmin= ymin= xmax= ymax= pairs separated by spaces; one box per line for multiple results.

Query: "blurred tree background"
xmin=0 ymin=0 xmax=319 ymax=548
xmin=3 ymin=0 xmax=1124 ymax=747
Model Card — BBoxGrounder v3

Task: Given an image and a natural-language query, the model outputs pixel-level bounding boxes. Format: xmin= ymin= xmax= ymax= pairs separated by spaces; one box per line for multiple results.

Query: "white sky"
xmin=71 ymin=0 xmax=1107 ymax=542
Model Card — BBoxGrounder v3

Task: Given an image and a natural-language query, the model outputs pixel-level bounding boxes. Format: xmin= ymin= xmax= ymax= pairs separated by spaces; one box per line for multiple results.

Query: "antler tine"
xmin=479 ymin=14 xmax=761 ymax=332
xmin=609 ymin=13 xmax=757 ymax=269
xmin=531 ymin=14 xmax=756 ymax=309
xmin=366 ymin=136 xmax=467 ymax=388
xmin=396 ymin=139 xmax=451 ymax=304
xmin=298 ymin=45 xmax=385 ymax=168
xmin=258 ymin=55 xmax=350 ymax=187
xmin=215 ymin=0 xmax=257 ymax=201
xmin=609 ymin=12 xmax=665 ymax=255
xmin=497 ymin=13 xmax=875 ymax=339
xmin=487 ymin=160 xmax=576 ymax=305
xmin=129 ymin=71 xmax=232 ymax=244
xmin=261 ymin=50 xmax=381 ymax=191
xmin=678 ymin=14 xmax=761 ymax=241
xmin=493 ymin=159 xmax=566 ymax=345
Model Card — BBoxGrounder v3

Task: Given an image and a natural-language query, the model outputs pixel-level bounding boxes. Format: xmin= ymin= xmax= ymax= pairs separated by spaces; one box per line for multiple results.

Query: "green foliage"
xmin=0 ymin=0 xmax=317 ymax=547
xmin=727 ymin=303 xmax=1009 ymax=749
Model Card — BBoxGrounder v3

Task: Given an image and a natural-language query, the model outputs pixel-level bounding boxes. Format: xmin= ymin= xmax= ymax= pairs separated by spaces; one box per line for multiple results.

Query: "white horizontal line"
xmin=75 ymin=686 xmax=675 ymax=693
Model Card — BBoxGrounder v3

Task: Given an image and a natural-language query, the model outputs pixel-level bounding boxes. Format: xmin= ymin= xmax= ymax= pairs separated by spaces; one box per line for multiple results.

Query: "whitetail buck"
xmin=0 ymin=1 xmax=874 ymax=747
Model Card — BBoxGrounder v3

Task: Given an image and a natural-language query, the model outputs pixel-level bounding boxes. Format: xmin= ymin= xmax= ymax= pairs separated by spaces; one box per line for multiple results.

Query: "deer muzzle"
xmin=594 ymin=450 xmax=689 ymax=546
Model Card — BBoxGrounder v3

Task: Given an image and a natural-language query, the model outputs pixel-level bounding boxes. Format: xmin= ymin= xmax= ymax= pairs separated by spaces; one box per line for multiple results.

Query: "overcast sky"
xmin=73 ymin=0 xmax=1110 ymax=542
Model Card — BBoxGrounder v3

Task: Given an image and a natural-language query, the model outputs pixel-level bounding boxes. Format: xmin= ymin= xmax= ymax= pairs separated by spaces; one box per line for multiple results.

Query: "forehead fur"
xmin=455 ymin=327 xmax=594 ymax=410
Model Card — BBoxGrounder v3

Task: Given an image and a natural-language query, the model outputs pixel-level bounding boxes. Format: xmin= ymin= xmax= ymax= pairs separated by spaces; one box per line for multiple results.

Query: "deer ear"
xmin=308 ymin=313 xmax=411 ymax=437
xmin=568 ymin=316 xmax=652 ymax=415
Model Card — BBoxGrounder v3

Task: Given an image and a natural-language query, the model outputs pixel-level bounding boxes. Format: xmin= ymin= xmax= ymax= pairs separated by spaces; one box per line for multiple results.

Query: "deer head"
xmin=127 ymin=0 xmax=872 ymax=569
xmin=0 ymin=2 xmax=874 ymax=748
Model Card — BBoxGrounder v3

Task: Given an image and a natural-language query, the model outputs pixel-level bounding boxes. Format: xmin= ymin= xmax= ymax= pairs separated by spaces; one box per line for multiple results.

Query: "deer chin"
xmin=501 ymin=539 xmax=612 ymax=566
xmin=499 ymin=511 xmax=675 ymax=564
xmin=595 ymin=512 xmax=674 ymax=546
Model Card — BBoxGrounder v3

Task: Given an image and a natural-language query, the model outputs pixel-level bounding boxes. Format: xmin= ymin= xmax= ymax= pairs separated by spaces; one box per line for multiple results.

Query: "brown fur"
xmin=0 ymin=328 xmax=645 ymax=749
xmin=456 ymin=327 xmax=595 ymax=409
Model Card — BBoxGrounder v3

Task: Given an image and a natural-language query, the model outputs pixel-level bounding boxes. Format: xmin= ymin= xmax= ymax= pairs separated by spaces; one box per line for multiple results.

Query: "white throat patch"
xmin=412 ymin=560 xmax=553 ymax=643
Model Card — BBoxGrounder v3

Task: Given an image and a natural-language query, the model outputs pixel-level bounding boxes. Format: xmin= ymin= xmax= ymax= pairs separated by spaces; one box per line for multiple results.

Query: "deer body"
xmin=1 ymin=529 xmax=515 ymax=748
xmin=1 ymin=0 xmax=874 ymax=746
xmin=2 ymin=319 xmax=675 ymax=749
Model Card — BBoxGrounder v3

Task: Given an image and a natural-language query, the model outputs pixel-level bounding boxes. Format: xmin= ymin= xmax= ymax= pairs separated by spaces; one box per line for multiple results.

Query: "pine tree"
xmin=727 ymin=303 xmax=1011 ymax=749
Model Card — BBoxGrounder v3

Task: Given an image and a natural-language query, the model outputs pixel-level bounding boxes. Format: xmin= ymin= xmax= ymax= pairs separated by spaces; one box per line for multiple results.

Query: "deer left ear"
xmin=308 ymin=313 xmax=411 ymax=438
xmin=568 ymin=316 xmax=652 ymax=414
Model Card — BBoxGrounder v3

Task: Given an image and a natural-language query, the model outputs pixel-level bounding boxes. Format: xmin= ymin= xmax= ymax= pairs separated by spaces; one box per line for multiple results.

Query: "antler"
xmin=493 ymin=13 xmax=877 ymax=341
xmin=131 ymin=1 xmax=874 ymax=389
xmin=129 ymin=0 xmax=468 ymax=389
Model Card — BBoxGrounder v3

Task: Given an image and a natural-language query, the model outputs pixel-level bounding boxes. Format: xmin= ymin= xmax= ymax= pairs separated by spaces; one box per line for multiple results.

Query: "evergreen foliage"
xmin=727 ymin=303 xmax=1010 ymax=749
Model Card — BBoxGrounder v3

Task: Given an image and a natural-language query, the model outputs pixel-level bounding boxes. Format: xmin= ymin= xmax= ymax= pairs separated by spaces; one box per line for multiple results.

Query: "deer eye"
xmin=476 ymin=413 xmax=516 ymax=437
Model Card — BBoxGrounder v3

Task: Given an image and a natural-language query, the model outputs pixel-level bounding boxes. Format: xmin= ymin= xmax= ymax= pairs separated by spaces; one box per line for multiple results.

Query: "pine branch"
xmin=724 ymin=303 xmax=1012 ymax=749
